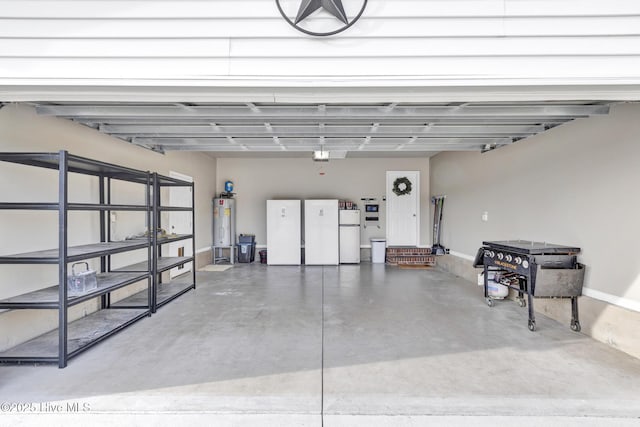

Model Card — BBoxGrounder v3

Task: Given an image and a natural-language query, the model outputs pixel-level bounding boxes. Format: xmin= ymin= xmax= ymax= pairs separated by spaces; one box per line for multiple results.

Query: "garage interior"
xmin=2 ymin=1 xmax=640 ymax=425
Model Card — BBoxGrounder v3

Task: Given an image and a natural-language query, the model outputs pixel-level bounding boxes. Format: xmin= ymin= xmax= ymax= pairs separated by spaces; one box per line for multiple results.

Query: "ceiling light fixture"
xmin=313 ymin=149 xmax=330 ymax=162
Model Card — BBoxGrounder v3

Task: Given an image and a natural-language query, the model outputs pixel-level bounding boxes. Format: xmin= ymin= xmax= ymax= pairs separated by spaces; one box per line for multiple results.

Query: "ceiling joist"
xmin=29 ymin=101 xmax=611 ymax=155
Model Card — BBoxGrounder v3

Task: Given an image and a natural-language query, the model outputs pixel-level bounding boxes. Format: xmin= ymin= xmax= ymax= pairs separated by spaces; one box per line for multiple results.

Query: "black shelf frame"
xmin=0 ymin=240 xmax=151 ymax=264
xmin=106 ymin=173 xmax=196 ymax=312
xmin=0 ymin=272 xmax=149 ymax=310
xmin=0 ymin=308 xmax=149 ymax=363
xmin=149 ymin=173 xmax=196 ymax=312
xmin=111 ymin=275 xmax=194 ymax=310
xmin=0 ymin=152 xmax=151 ymax=184
xmin=0 ymin=203 xmax=148 ymax=211
xmin=0 ymin=150 xmax=153 ymax=368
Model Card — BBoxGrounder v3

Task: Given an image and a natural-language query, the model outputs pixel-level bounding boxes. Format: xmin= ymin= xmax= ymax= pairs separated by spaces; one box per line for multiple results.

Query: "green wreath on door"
xmin=392 ymin=177 xmax=412 ymax=196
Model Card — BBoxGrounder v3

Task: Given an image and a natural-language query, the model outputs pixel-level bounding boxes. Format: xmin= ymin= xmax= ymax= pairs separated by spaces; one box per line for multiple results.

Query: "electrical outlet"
xmin=110 ymin=212 xmax=117 ymax=223
xmin=482 ymin=211 xmax=489 ymax=222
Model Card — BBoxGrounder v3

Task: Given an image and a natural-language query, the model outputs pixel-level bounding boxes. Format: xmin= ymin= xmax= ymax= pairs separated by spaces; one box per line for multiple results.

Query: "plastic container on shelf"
xmin=67 ymin=262 xmax=98 ymax=296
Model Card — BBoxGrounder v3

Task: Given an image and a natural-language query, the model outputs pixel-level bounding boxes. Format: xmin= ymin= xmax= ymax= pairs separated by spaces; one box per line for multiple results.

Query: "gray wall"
xmin=216 ymin=157 xmax=431 ymax=247
xmin=430 ymin=102 xmax=640 ymax=306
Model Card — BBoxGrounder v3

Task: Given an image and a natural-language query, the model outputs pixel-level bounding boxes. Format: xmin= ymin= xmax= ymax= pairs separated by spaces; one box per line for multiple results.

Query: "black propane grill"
xmin=474 ymin=240 xmax=585 ymax=332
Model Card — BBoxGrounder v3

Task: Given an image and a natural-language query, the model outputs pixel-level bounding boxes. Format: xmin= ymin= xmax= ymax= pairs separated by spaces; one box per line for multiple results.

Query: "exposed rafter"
xmin=30 ymin=101 xmax=611 ymax=155
xmin=36 ymin=104 xmax=609 ymax=120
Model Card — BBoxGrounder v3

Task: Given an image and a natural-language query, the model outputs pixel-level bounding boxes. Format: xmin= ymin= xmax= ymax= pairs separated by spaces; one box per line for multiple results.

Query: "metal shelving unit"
xmin=0 ymin=151 xmax=153 ymax=368
xmin=153 ymin=173 xmax=196 ymax=310
xmin=113 ymin=173 xmax=195 ymax=312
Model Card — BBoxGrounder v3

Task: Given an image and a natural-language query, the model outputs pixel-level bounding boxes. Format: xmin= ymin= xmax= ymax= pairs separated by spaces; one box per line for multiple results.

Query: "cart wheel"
xmin=518 ymin=299 xmax=526 ymax=308
xmin=571 ymin=322 xmax=581 ymax=332
xmin=485 ymin=298 xmax=494 ymax=307
xmin=528 ymin=320 xmax=536 ymax=332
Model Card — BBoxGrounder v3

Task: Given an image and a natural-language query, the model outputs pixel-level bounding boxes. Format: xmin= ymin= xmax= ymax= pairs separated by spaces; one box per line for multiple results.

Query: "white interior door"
xmin=386 ymin=171 xmax=420 ymax=246
xmin=267 ymin=200 xmax=301 ymax=265
xmin=169 ymin=171 xmax=193 ymax=278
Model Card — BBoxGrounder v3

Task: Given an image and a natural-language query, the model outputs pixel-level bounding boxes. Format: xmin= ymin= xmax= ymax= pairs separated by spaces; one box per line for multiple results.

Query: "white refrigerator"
xmin=267 ymin=200 xmax=301 ymax=265
xmin=339 ymin=210 xmax=361 ymax=264
xmin=305 ymin=200 xmax=339 ymax=265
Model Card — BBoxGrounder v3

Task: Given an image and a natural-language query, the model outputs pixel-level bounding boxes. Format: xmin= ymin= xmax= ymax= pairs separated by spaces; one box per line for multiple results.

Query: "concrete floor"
xmin=1 ymin=264 xmax=639 ymax=426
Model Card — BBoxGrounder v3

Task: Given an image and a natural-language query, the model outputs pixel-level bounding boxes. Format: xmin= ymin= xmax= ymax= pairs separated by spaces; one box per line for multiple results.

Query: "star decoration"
xmin=295 ymin=0 xmax=349 ymax=25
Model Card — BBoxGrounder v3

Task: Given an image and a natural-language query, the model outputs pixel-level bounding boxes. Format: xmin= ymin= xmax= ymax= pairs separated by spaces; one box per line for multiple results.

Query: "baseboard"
xmin=448 ymin=250 xmax=476 ymax=262
xmin=581 ymin=287 xmax=640 ymax=313
xmin=194 ymin=247 xmax=212 ymax=269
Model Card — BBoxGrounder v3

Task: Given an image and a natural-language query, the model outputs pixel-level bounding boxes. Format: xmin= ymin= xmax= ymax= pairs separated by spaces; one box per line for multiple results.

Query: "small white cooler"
xmin=370 ymin=238 xmax=386 ymax=263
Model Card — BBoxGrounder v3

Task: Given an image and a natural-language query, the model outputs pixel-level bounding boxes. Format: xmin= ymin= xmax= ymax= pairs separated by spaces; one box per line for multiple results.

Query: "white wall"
xmin=1 ymin=0 xmax=640 ymax=92
xmin=216 ymin=157 xmax=430 ymax=248
xmin=430 ymin=102 xmax=640 ymax=307
xmin=0 ymin=104 xmax=217 ymax=351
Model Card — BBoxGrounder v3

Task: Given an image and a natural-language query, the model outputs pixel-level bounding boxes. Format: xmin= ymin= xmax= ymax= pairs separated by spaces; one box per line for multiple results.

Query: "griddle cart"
xmin=475 ymin=240 xmax=585 ymax=332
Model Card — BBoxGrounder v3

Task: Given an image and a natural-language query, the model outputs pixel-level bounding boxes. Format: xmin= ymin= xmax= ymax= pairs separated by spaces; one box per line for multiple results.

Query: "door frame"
xmin=386 ymin=171 xmax=420 ymax=247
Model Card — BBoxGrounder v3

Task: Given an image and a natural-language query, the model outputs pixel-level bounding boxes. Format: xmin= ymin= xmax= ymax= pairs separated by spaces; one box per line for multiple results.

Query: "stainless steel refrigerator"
xmin=339 ymin=210 xmax=361 ymax=264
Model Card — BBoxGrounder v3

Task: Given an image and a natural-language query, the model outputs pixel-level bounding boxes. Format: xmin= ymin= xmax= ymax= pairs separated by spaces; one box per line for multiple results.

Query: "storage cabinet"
xmin=0 ymin=151 xmax=152 ymax=368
